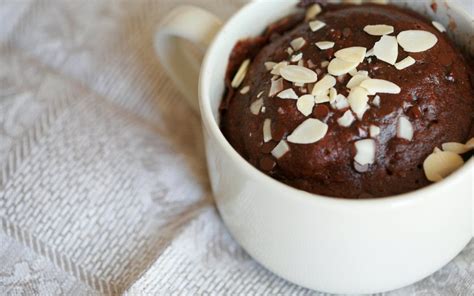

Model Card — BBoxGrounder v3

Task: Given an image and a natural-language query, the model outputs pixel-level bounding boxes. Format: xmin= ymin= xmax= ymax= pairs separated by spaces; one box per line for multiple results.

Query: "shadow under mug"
xmin=155 ymin=0 xmax=474 ymax=294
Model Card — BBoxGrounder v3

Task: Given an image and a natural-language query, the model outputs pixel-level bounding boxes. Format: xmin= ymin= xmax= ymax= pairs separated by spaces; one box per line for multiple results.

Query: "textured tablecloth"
xmin=0 ymin=0 xmax=472 ymax=295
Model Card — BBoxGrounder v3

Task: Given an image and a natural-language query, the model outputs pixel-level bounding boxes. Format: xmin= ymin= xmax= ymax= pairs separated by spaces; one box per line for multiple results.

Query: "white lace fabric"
xmin=0 ymin=0 xmax=472 ymax=295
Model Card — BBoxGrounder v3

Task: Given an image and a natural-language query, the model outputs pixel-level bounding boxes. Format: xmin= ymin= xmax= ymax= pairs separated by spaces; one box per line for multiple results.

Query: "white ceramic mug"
xmin=156 ymin=0 xmax=474 ymax=293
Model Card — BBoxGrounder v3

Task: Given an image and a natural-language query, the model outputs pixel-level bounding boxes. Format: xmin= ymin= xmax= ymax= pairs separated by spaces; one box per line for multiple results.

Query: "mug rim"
xmin=199 ymin=0 xmax=474 ymax=208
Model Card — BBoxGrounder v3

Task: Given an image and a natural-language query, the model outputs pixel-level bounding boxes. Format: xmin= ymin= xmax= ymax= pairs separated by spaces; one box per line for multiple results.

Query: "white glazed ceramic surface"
xmin=156 ymin=0 xmax=474 ymax=294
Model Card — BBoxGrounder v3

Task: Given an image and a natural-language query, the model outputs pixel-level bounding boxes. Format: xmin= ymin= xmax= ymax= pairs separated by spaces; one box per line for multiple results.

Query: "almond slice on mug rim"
xmin=423 ymin=151 xmax=464 ymax=182
xmin=441 ymin=142 xmax=473 ymax=154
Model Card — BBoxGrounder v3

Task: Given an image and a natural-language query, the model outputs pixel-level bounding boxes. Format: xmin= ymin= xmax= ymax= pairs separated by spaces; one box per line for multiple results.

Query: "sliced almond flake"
xmin=315 ymin=93 xmax=330 ymax=103
xmin=349 ymin=68 xmax=358 ymax=76
xmin=305 ymin=3 xmax=322 ymax=21
xmin=311 ymin=75 xmax=336 ymax=96
xmin=287 ymin=47 xmax=294 ymax=56
xmin=297 ymin=95 xmax=316 ymax=116
xmin=261 ymin=106 xmax=266 ymax=113
xmin=328 ymin=58 xmax=359 ymax=76
xmin=397 ymin=116 xmax=414 ymax=141
xmin=309 ymin=20 xmax=326 ymax=32
xmin=240 ymin=86 xmax=250 ymax=94
xmin=331 ymin=94 xmax=349 ymax=110
xmin=291 ymin=53 xmax=303 ymax=63
xmin=263 ymin=119 xmax=272 ymax=143
xmin=269 ymin=78 xmax=284 ymax=97
xmin=271 ymin=61 xmax=289 ymax=76
xmin=348 ymin=86 xmax=369 ymax=119
xmin=366 ymin=47 xmax=375 ymax=57
xmin=231 ymin=59 xmax=250 ymax=88
xmin=395 ymin=56 xmax=416 ymax=70
xmin=372 ymin=95 xmax=381 ymax=107
xmin=370 ymin=125 xmax=381 ymax=137
xmin=442 ymin=142 xmax=473 ymax=154
xmin=374 ymin=35 xmax=398 ymax=65
xmin=329 ymin=87 xmax=337 ymax=101
xmin=369 ymin=0 xmax=388 ymax=3
xmin=358 ymin=70 xmax=369 ymax=76
xmin=397 ymin=30 xmax=438 ymax=53
xmin=265 ymin=62 xmax=277 ymax=71
xmin=315 ymin=41 xmax=335 ymax=50
xmin=337 ymin=110 xmax=355 ymax=127
xmin=432 ymin=21 xmax=446 ymax=33
xmin=359 ymin=79 xmax=401 ymax=95
xmin=250 ymin=98 xmax=264 ymax=115
xmin=363 ymin=24 xmax=394 ymax=36
xmin=257 ymin=91 xmax=264 ymax=98
xmin=321 ymin=60 xmax=329 ymax=68
xmin=287 ymin=118 xmax=328 ymax=144
xmin=423 ymin=151 xmax=464 ymax=182
xmin=354 ymin=139 xmax=376 ymax=165
xmin=334 ymin=47 xmax=367 ymax=63
xmin=298 ymin=59 xmax=305 ymax=67
xmin=291 ymin=37 xmax=306 ymax=51
xmin=280 ymin=65 xmax=318 ymax=84
xmin=272 ymin=140 xmax=290 ymax=159
xmin=347 ymin=74 xmax=370 ymax=89
xmin=466 ymin=138 xmax=474 ymax=149
xmin=277 ymin=88 xmax=299 ymax=100
xmin=434 ymin=147 xmax=443 ymax=153
xmin=343 ymin=0 xmax=363 ymax=4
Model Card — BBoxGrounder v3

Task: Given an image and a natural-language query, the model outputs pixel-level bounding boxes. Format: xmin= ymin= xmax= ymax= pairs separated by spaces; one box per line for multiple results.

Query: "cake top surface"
xmin=220 ymin=3 xmax=474 ymax=198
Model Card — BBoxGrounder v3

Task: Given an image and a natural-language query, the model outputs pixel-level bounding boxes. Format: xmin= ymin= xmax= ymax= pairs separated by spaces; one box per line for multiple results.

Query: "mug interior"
xmin=200 ymin=0 xmax=474 ymax=202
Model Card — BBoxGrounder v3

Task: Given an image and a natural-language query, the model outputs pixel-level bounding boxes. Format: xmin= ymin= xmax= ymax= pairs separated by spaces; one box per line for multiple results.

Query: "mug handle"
xmin=155 ymin=6 xmax=223 ymax=112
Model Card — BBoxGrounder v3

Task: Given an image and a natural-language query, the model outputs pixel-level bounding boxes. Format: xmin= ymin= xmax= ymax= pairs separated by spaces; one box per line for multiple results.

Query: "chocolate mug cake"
xmin=220 ymin=1 xmax=474 ymax=198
